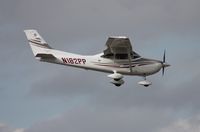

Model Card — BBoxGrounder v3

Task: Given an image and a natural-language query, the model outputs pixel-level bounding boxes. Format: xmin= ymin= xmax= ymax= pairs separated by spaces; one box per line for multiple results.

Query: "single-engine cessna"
xmin=24 ymin=30 xmax=170 ymax=87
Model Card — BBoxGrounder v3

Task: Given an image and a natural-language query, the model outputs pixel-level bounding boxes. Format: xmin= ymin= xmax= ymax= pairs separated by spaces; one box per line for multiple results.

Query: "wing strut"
xmin=128 ymin=52 xmax=132 ymax=72
xmin=127 ymin=45 xmax=133 ymax=73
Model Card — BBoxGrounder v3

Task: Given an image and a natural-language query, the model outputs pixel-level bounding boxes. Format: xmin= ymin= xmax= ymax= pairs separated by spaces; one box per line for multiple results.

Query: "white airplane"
xmin=24 ymin=29 xmax=170 ymax=87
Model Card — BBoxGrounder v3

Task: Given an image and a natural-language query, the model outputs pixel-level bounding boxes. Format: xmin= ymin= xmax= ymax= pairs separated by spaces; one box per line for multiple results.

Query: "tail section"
xmin=24 ymin=29 xmax=56 ymax=60
xmin=24 ymin=30 xmax=52 ymax=55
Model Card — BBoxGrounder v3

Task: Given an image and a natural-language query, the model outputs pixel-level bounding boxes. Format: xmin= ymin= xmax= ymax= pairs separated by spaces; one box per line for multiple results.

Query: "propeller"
xmin=161 ymin=49 xmax=170 ymax=76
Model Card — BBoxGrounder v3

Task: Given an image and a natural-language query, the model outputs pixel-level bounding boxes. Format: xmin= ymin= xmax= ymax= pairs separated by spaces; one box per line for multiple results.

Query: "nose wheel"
xmin=138 ymin=76 xmax=152 ymax=87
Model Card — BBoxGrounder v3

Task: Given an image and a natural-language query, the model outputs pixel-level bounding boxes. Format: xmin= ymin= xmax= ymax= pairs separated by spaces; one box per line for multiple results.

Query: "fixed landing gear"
xmin=138 ymin=76 xmax=152 ymax=87
xmin=110 ymin=78 xmax=124 ymax=87
xmin=108 ymin=71 xmax=124 ymax=87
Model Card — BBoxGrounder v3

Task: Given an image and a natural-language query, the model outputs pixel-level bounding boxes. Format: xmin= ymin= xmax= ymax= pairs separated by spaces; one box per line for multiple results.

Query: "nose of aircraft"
xmin=161 ymin=62 xmax=170 ymax=76
xmin=162 ymin=62 xmax=170 ymax=68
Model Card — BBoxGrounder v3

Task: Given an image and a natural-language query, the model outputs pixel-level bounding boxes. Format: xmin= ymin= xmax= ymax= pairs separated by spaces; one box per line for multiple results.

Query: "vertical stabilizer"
xmin=24 ymin=29 xmax=52 ymax=56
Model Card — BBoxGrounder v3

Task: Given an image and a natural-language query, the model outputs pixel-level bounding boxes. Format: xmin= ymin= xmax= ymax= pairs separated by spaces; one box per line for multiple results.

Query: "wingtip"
xmin=24 ymin=29 xmax=37 ymax=33
xmin=109 ymin=36 xmax=128 ymax=39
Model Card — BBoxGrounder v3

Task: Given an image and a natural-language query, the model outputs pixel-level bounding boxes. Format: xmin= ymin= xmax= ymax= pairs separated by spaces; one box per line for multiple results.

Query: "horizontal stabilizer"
xmin=35 ymin=53 xmax=56 ymax=59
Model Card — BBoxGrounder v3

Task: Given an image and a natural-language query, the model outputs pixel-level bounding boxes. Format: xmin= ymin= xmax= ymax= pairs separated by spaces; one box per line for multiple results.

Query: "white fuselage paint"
xmin=41 ymin=49 xmax=163 ymax=77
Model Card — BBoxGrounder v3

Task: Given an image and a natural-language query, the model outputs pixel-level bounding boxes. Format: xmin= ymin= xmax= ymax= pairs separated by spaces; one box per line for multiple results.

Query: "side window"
xmin=115 ymin=54 xmax=128 ymax=59
xmin=132 ymin=52 xmax=141 ymax=59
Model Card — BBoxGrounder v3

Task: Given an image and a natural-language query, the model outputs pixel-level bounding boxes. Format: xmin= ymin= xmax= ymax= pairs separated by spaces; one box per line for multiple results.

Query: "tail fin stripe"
xmin=29 ymin=40 xmax=52 ymax=49
xmin=30 ymin=42 xmax=49 ymax=49
xmin=30 ymin=38 xmax=41 ymax=43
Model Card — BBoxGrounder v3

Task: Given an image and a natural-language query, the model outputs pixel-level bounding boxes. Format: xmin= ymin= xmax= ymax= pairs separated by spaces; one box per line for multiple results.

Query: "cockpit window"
xmin=102 ymin=51 xmax=140 ymax=60
xmin=115 ymin=54 xmax=128 ymax=59
xmin=132 ymin=51 xmax=140 ymax=59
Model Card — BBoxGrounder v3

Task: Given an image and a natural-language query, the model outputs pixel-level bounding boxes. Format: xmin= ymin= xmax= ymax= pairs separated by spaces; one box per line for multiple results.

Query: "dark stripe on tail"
xmin=29 ymin=39 xmax=52 ymax=49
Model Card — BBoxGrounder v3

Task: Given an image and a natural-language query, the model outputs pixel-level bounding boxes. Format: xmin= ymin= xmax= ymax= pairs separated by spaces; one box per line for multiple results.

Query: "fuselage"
xmin=40 ymin=49 xmax=163 ymax=77
xmin=25 ymin=29 xmax=170 ymax=87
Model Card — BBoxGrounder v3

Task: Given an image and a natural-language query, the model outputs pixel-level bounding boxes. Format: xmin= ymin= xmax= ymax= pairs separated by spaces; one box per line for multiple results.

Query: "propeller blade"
xmin=163 ymin=49 xmax=166 ymax=63
xmin=162 ymin=49 xmax=166 ymax=76
xmin=162 ymin=67 xmax=165 ymax=76
xmin=161 ymin=49 xmax=170 ymax=76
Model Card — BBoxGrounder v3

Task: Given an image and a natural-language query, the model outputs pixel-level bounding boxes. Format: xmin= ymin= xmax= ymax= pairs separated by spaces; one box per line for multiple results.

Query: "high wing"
xmin=102 ymin=36 xmax=141 ymax=72
xmin=102 ymin=36 xmax=140 ymax=59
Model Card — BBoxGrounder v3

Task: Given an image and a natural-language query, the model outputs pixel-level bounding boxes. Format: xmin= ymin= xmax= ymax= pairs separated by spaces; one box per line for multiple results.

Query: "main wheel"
xmin=115 ymin=84 xmax=121 ymax=87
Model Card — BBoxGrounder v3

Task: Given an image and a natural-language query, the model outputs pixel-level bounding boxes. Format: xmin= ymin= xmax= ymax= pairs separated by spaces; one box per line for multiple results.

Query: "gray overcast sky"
xmin=0 ymin=0 xmax=200 ymax=132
